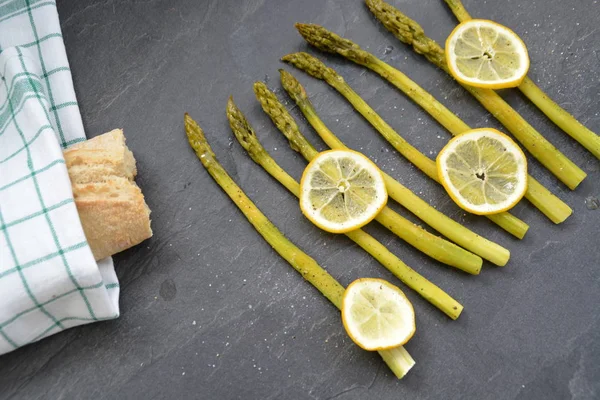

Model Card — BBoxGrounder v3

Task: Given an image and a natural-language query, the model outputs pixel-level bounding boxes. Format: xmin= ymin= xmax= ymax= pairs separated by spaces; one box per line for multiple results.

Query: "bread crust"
xmin=64 ymin=129 xmax=137 ymax=184
xmin=65 ymin=130 xmax=152 ymax=260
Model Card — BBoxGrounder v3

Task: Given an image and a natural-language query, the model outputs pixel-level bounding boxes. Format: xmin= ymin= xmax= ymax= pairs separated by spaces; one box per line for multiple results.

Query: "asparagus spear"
xmin=227 ymin=98 xmax=465 ymax=317
xmin=361 ymin=0 xmax=587 ymax=189
xmin=185 ymin=112 xmax=415 ymax=378
xmin=443 ymin=0 xmax=600 ymax=160
xmin=236 ymin=89 xmax=482 ymax=275
xmin=254 ymin=81 xmax=510 ymax=267
xmin=281 ymin=54 xmax=529 ymax=238
xmin=290 ymin=28 xmax=573 ymax=224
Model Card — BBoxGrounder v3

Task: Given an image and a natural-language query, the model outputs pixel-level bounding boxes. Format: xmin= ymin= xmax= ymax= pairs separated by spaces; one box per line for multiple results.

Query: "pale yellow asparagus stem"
xmin=291 ymin=22 xmax=573 ymax=224
xmin=443 ymin=0 xmax=472 ymax=22
xmin=368 ymin=58 xmax=573 ymax=223
xmin=444 ymin=0 xmax=600 ymax=159
xmin=227 ymin=98 xmax=465 ymax=317
xmin=280 ymin=56 xmax=529 ymax=238
xmin=254 ymin=80 xmax=510 ymax=266
xmin=185 ymin=112 xmax=414 ymax=378
xmin=362 ymin=1 xmax=587 ymax=189
xmin=464 ymin=85 xmax=586 ymax=189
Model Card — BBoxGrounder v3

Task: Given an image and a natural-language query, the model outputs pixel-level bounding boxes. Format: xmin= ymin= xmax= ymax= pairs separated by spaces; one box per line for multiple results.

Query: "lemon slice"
xmin=299 ymin=149 xmax=387 ymax=233
xmin=342 ymin=278 xmax=415 ymax=351
xmin=437 ymin=128 xmax=528 ymax=215
xmin=445 ymin=19 xmax=530 ymax=89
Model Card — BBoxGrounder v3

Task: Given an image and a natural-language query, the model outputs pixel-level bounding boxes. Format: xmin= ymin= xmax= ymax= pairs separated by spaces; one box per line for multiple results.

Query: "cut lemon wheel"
xmin=445 ymin=19 xmax=530 ymax=89
xmin=437 ymin=128 xmax=528 ymax=215
xmin=299 ymin=149 xmax=387 ymax=233
xmin=342 ymin=278 xmax=416 ymax=351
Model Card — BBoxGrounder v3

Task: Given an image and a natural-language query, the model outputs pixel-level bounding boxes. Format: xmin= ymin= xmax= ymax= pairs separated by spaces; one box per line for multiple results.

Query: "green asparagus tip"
xmin=253 ymin=81 xmax=298 ymax=138
xmin=294 ymin=23 xmax=330 ymax=50
xmin=226 ymin=96 xmax=266 ymax=163
xmin=279 ymin=69 xmax=309 ymax=105
xmin=281 ymin=52 xmax=340 ymax=83
xmin=295 ymin=23 xmax=369 ymax=64
xmin=252 ymin=81 xmax=274 ymax=107
xmin=184 ymin=113 xmax=203 ymax=146
xmin=253 ymin=82 xmax=310 ymax=155
xmin=364 ymin=0 xmax=386 ymax=16
xmin=364 ymin=0 xmax=424 ymax=46
xmin=365 ymin=0 xmax=448 ymax=69
xmin=184 ymin=113 xmax=216 ymax=167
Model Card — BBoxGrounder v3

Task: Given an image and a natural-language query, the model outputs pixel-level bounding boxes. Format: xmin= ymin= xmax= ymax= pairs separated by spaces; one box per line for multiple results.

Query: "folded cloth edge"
xmin=0 ymin=43 xmax=120 ymax=355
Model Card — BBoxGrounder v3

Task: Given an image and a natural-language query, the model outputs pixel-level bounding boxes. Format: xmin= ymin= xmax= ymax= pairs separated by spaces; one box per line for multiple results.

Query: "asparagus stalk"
xmin=443 ymin=0 xmax=472 ymax=22
xmin=254 ymin=81 xmax=510 ymax=267
xmin=281 ymin=55 xmax=529 ymax=238
xmin=185 ymin=112 xmax=415 ymax=378
xmin=291 ymin=26 xmax=573 ymax=224
xmin=227 ymin=98 xmax=465 ymax=317
xmin=243 ymin=88 xmax=482 ymax=274
xmin=362 ymin=0 xmax=587 ymax=189
xmin=444 ymin=0 xmax=600 ymax=160
xmin=244 ymin=90 xmax=481 ymax=274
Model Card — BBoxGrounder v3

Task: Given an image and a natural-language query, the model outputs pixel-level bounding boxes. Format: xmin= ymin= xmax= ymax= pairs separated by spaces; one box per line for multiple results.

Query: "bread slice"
xmin=72 ymin=177 xmax=152 ymax=261
xmin=64 ymin=129 xmax=152 ymax=261
xmin=64 ymin=129 xmax=137 ymax=184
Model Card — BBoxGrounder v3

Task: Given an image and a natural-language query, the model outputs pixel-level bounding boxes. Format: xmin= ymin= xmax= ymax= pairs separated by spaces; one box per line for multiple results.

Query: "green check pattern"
xmin=0 ymin=0 xmax=120 ymax=355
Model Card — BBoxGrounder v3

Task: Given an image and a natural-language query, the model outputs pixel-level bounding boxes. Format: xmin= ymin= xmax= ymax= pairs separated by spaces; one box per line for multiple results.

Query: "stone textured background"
xmin=1 ymin=0 xmax=598 ymax=399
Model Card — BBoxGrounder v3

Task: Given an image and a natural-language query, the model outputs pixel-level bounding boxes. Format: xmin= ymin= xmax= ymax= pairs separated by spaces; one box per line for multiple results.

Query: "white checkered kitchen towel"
xmin=0 ymin=0 xmax=120 ymax=355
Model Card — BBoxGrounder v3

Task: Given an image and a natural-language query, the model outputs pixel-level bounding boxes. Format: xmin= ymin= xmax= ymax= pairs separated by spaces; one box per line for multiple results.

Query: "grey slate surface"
xmin=1 ymin=0 xmax=599 ymax=399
